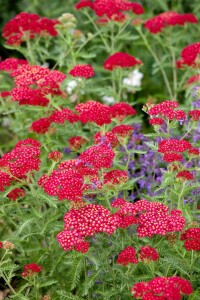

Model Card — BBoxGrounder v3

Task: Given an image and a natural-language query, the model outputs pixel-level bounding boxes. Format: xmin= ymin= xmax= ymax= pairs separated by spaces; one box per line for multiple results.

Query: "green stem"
xmin=136 ymin=27 xmax=173 ymax=99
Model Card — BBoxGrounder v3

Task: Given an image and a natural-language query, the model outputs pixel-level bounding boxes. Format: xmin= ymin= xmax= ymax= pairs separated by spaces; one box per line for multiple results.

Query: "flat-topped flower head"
xmin=0 ymin=58 xmax=28 ymax=72
xmin=30 ymin=118 xmax=51 ymax=134
xmin=68 ymin=136 xmax=87 ymax=151
xmin=144 ymin=11 xmax=197 ymax=34
xmin=131 ymin=276 xmax=193 ymax=299
xmin=75 ymin=100 xmax=112 ymax=125
xmin=22 ymin=263 xmax=43 ymax=277
xmin=75 ymin=0 xmax=144 ymax=21
xmin=103 ymin=52 xmax=142 ymax=70
xmin=110 ymin=102 xmax=136 ymax=121
xmin=139 ymin=245 xmax=159 ymax=262
xmin=3 ymin=12 xmax=59 ymax=46
xmin=38 ymin=169 xmax=83 ymax=201
xmin=158 ymin=139 xmax=192 ymax=153
xmin=0 ymin=139 xmax=41 ymax=179
xmin=117 ymin=246 xmax=138 ymax=266
xmin=11 ymin=87 xmax=49 ymax=106
xmin=69 ymin=64 xmax=95 ymax=78
xmin=181 ymin=228 xmax=200 ymax=251
xmin=176 ymin=42 xmax=200 ymax=68
xmin=57 ymin=204 xmax=120 ymax=252
xmin=7 ymin=188 xmax=26 ymax=201
xmin=80 ymin=144 xmax=115 ymax=169
xmin=176 ymin=170 xmax=194 ymax=181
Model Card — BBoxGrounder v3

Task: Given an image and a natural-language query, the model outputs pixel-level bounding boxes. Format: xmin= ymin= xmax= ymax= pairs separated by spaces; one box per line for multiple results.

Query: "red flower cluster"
xmin=111 ymin=124 xmax=134 ymax=137
xmin=7 ymin=188 xmax=26 ymax=201
xmin=181 ymin=228 xmax=200 ymax=251
xmin=149 ymin=117 xmax=164 ymax=125
xmin=189 ymin=109 xmax=200 ymax=121
xmin=30 ymin=118 xmax=51 ymax=134
xmin=94 ymin=131 xmax=119 ymax=148
xmin=176 ymin=42 xmax=200 ymax=68
xmin=75 ymin=0 xmax=144 ymax=22
xmin=148 ymin=100 xmax=186 ymax=121
xmin=57 ymin=204 xmax=119 ymax=252
xmin=112 ymin=199 xmax=185 ymax=236
xmin=144 ymin=11 xmax=197 ymax=34
xmin=68 ymin=136 xmax=87 ymax=151
xmin=186 ymin=74 xmax=200 ymax=86
xmin=117 ymin=245 xmax=159 ymax=266
xmin=2 ymin=12 xmax=59 ymax=46
xmin=79 ymin=144 xmax=115 ymax=169
xmin=48 ymin=151 xmax=63 ymax=162
xmin=117 ymin=246 xmax=138 ymax=266
xmin=22 ymin=263 xmax=43 ymax=277
xmin=94 ymin=125 xmax=133 ymax=148
xmin=103 ymin=52 xmax=142 ymax=70
xmin=49 ymin=108 xmax=79 ymax=124
xmin=176 ymin=170 xmax=194 ymax=181
xmin=75 ymin=100 xmax=112 ymax=125
xmin=158 ymin=139 xmax=192 ymax=153
xmin=110 ymin=103 xmax=137 ymax=121
xmin=158 ymin=139 xmax=192 ymax=163
xmin=11 ymin=87 xmax=49 ymax=106
xmin=0 ymin=138 xmax=41 ymax=183
xmin=38 ymin=169 xmax=83 ymax=202
xmin=0 ymin=58 xmax=28 ymax=72
xmin=131 ymin=276 xmax=193 ymax=299
xmin=0 ymin=171 xmax=12 ymax=192
xmin=9 ymin=64 xmax=66 ymax=106
xmin=103 ymin=170 xmax=128 ymax=186
xmin=139 ymin=245 xmax=159 ymax=262
xmin=69 ymin=64 xmax=95 ymax=78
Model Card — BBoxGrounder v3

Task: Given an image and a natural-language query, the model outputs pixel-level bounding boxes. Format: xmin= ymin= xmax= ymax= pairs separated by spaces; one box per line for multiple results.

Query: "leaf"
xmin=57 ymin=291 xmax=84 ymax=300
xmin=70 ymin=258 xmax=84 ymax=290
xmin=82 ymin=270 xmax=101 ymax=296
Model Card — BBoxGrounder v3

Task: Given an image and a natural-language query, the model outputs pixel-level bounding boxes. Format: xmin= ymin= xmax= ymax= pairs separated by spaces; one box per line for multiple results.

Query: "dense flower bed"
xmin=0 ymin=1 xmax=199 ymax=299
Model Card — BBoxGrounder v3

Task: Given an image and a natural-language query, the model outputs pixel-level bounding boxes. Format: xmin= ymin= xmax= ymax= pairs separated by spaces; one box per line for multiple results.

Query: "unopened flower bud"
xmin=3 ymin=241 xmax=15 ymax=249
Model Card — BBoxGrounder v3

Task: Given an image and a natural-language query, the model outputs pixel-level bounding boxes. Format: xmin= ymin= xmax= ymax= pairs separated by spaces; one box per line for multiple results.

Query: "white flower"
xmin=123 ymin=69 xmax=143 ymax=89
xmin=66 ymin=80 xmax=78 ymax=94
xmin=102 ymin=95 xmax=115 ymax=104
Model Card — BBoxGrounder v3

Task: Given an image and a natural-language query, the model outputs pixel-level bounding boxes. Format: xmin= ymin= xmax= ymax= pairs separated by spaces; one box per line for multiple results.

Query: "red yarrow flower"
xmin=11 ymin=87 xmax=49 ymax=106
xmin=189 ymin=109 xmax=200 ymax=121
xmin=22 ymin=263 xmax=43 ymax=277
xmin=131 ymin=276 xmax=193 ymax=299
xmin=68 ymin=136 xmax=87 ymax=151
xmin=103 ymin=52 xmax=142 ymax=70
xmin=176 ymin=170 xmax=194 ymax=181
xmin=75 ymin=100 xmax=112 ymax=126
xmin=48 ymin=151 xmax=63 ymax=162
xmin=181 ymin=228 xmax=200 ymax=251
xmin=75 ymin=0 xmax=144 ymax=21
xmin=158 ymin=139 xmax=192 ymax=153
xmin=7 ymin=188 xmax=26 ymax=201
xmin=0 ymin=58 xmax=28 ymax=72
xmin=186 ymin=74 xmax=200 ymax=86
xmin=38 ymin=169 xmax=84 ymax=202
xmin=79 ymin=145 xmax=115 ymax=169
xmin=3 ymin=12 xmax=59 ymax=46
xmin=176 ymin=42 xmax=200 ymax=68
xmin=69 ymin=64 xmax=95 ymax=78
xmin=139 ymin=245 xmax=159 ymax=262
xmin=163 ymin=152 xmax=183 ymax=162
xmin=149 ymin=117 xmax=164 ymax=125
xmin=144 ymin=11 xmax=197 ymax=34
xmin=110 ymin=102 xmax=136 ymax=121
xmin=117 ymin=246 xmax=138 ymax=266
xmin=57 ymin=204 xmax=120 ymax=252
xmin=103 ymin=170 xmax=128 ymax=186
xmin=29 ymin=118 xmax=51 ymax=134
